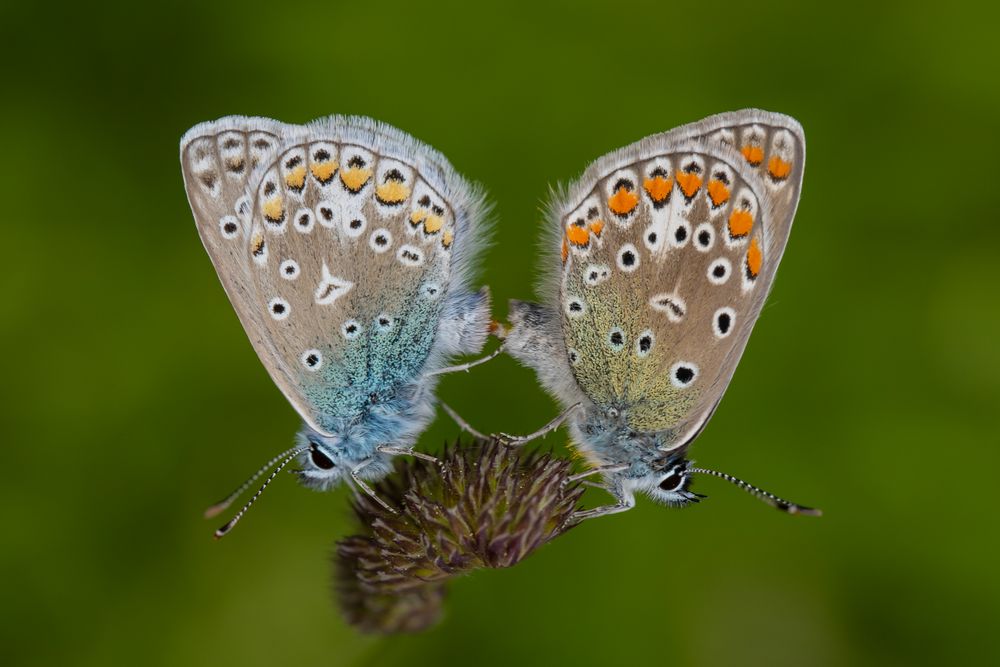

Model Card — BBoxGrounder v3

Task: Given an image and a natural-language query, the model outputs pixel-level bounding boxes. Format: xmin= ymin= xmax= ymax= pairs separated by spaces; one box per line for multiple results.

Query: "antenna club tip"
xmin=789 ymin=505 xmax=823 ymax=517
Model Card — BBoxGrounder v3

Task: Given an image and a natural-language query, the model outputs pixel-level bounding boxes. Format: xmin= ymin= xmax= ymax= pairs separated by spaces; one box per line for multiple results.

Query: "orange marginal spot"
xmin=561 ymin=238 xmax=569 ymax=263
xmin=410 ymin=209 xmax=427 ymax=227
xmin=423 ymin=214 xmax=444 ymax=234
xmin=746 ymin=237 xmax=763 ymax=277
xmin=676 ymin=172 xmax=702 ymax=198
xmin=768 ymin=155 xmax=792 ymax=180
xmin=262 ymin=196 xmax=284 ymax=222
xmin=589 ymin=220 xmax=604 ymax=237
xmin=728 ymin=209 xmax=753 ymax=237
xmin=608 ymin=185 xmax=639 ymax=216
xmin=643 ymin=176 xmax=673 ymax=202
xmin=375 ymin=181 xmax=411 ymax=204
xmin=250 ymin=232 xmax=264 ymax=255
xmin=285 ymin=166 xmax=306 ymax=190
xmin=566 ymin=224 xmax=591 ymax=247
xmin=340 ymin=167 xmax=372 ymax=192
xmin=741 ymin=145 xmax=764 ymax=166
xmin=707 ymin=179 xmax=731 ymax=207
xmin=310 ymin=161 xmax=337 ymax=183
xmin=442 ymin=230 xmax=454 ymax=248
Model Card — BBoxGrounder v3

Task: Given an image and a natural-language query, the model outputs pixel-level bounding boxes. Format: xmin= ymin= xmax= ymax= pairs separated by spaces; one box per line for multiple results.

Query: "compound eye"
xmin=309 ymin=445 xmax=336 ymax=470
xmin=659 ymin=467 xmax=686 ymax=492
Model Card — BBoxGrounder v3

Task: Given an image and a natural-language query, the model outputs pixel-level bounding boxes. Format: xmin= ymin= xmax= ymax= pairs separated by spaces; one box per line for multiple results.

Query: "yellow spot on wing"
xmin=410 ymin=209 xmax=427 ymax=226
xmin=728 ymin=209 xmax=753 ymax=237
xmin=747 ymin=236 xmax=762 ymax=277
xmin=676 ymin=172 xmax=702 ymax=198
xmin=442 ymin=230 xmax=454 ymax=248
xmin=310 ymin=161 xmax=337 ymax=183
xmin=375 ymin=181 xmax=411 ymax=204
xmin=643 ymin=176 xmax=673 ymax=202
xmin=741 ymin=145 xmax=764 ymax=166
xmin=285 ymin=166 xmax=306 ymax=190
xmin=340 ymin=167 xmax=372 ymax=192
xmin=566 ymin=225 xmax=590 ymax=247
xmin=423 ymin=214 xmax=443 ymax=234
xmin=589 ymin=220 xmax=604 ymax=237
xmin=608 ymin=186 xmax=638 ymax=215
xmin=262 ymin=196 xmax=284 ymax=222
xmin=707 ymin=179 xmax=730 ymax=206
xmin=768 ymin=155 xmax=792 ymax=180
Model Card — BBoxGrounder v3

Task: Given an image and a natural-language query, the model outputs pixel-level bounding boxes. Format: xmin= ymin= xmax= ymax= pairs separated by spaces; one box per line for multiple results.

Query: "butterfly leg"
xmin=566 ymin=463 xmax=629 ymax=484
xmin=349 ymin=461 xmax=398 ymax=514
xmin=424 ymin=341 xmax=506 ymax=378
xmin=497 ymin=403 xmax=582 ymax=447
xmin=440 ymin=401 xmax=491 ymax=441
xmin=375 ymin=445 xmax=442 ymax=468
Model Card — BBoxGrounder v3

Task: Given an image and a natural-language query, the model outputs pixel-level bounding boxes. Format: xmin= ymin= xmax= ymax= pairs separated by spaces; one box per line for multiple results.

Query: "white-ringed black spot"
xmin=694 ymin=222 xmax=715 ymax=252
xmin=650 ymin=293 xmax=686 ymax=322
xmin=713 ymin=307 xmax=736 ymax=338
xmin=343 ymin=213 xmax=366 ymax=238
xmin=423 ymin=283 xmax=441 ymax=299
xmin=708 ymin=258 xmax=732 ymax=285
xmin=219 ymin=215 xmax=239 ymax=239
xmin=568 ymin=349 xmax=579 ymax=364
xmin=316 ymin=202 xmax=336 ymax=228
xmin=608 ymin=327 xmax=626 ymax=352
xmin=279 ymin=259 xmax=300 ymax=280
xmin=669 ymin=221 xmax=691 ymax=248
xmin=670 ymin=362 xmax=699 ymax=388
xmin=565 ymin=296 xmax=586 ymax=318
xmin=375 ymin=314 xmax=394 ymax=332
xmin=293 ymin=208 xmax=314 ymax=233
xmin=397 ymin=245 xmax=424 ymax=267
xmin=301 ymin=349 xmax=323 ymax=371
xmin=583 ymin=263 xmax=611 ymax=287
xmin=674 ymin=226 xmax=687 ymax=243
xmin=636 ymin=329 xmax=655 ymax=358
xmin=617 ymin=243 xmax=640 ymax=273
xmin=268 ymin=297 xmax=290 ymax=321
xmin=341 ymin=320 xmax=362 ymax=340
xmin=369 ymin=228 xmax=393 ymax=253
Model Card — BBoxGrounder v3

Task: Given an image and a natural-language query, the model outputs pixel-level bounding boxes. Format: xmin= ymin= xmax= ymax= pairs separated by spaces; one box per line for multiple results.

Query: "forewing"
xmin=553 ymin=110 xmax=805 ymax=449
xmin=181 ymin=117 xmax=485 ymax=435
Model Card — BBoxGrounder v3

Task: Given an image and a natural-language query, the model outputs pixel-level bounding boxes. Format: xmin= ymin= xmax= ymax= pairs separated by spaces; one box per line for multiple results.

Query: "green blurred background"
xmin=2 ymin=0 xmax=998 ymax=665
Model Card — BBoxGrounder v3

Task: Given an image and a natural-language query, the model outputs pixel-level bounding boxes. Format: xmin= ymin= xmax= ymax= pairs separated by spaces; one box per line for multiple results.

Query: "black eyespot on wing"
xmin=639 ymin=335 xmax=652 ymax=353
xmin=675 ymin=366 xmax=695 ymax=384
xmin=350 ymin=219 xmax=362 ymax=229
xmin=674 ymin=226 xmax=687 ymax=243
xmin=223 ymin=221 xmax=238 ymax=234
xmin=621 ymin=250 xmax=636 ymax=267
xmin=314 ymin=149 xmax=331 ymax=161
xmin=304 ymin=352 xmax=319 ymax=367
xmin=647 ymin=232 xmax=657 ymax=244
xmin=285 ymin=156 xmax=302 ymax=169
xmin=347 ymin=156 xmax=365 ymax=168
xmin=418 ymin=195 xmax=431 ymax=206
xmin=717 ymin=312 xmax=731 ymax=334
xmin=713 ymin=264 xmax=726 ymax=278
xmin=610 ymin=331 xmax=624 ymax=346
xmin=384 ymin=168 xmax=404 ymax=182
xmin=698 ymin=230 xmax=711 ymax=246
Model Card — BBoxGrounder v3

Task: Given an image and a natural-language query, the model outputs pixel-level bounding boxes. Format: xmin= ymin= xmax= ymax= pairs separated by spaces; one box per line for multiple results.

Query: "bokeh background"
xmin=2 ymin=1 xmax=998 ymax=665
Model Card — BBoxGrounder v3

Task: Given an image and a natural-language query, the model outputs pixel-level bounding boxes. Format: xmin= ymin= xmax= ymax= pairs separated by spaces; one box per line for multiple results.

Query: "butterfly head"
xmin=636 ymin=458 xmax=704 ymax=508
xmin=293 ymin=429 xmax=389 ymax=492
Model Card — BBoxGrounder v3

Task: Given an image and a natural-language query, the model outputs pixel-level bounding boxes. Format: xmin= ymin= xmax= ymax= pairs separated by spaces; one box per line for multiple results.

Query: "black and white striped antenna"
xmin=205 ymin=445 xmax=309 ymax=539
xmin=688 ymin=466 xmax=822 ymax=516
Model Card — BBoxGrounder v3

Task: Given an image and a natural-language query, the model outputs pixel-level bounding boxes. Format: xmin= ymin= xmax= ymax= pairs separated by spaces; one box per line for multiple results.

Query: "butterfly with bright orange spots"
xmin=500 ymin=109 xmax=821 ymax=520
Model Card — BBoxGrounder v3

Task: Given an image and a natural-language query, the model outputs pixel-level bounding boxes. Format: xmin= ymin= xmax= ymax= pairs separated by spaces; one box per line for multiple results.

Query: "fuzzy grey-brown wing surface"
xmin=554 ymin=111 xmax=804 ymax=450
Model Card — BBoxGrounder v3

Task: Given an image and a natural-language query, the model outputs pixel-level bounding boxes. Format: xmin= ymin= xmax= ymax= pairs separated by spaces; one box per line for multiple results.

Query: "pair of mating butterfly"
xmin=180 ymin=109 xmax=819 ymax=539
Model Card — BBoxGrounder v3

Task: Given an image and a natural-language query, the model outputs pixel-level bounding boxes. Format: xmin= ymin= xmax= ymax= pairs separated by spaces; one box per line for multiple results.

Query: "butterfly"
xmin=180 ymin=116 xmax=498 ymax=536
xmin=499 ymin=109 xmax=820 ymax=519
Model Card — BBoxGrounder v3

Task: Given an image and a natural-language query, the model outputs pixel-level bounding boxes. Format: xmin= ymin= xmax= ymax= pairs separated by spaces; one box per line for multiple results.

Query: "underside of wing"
xmin=550 ymin=110 xmax=805 ymax=450
xmin=181 ymin=117 xmax=488 ymax=435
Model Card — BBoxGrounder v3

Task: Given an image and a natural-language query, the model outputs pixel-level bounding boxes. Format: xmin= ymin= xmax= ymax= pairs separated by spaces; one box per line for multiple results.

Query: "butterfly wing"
xmin=181 ymin=117 xmax=490 ymax=436
xmin=510 ymin=109 xmax=804 ymax=451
